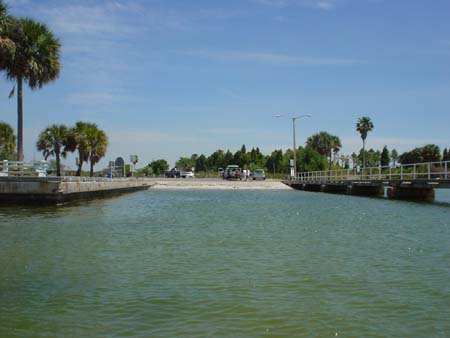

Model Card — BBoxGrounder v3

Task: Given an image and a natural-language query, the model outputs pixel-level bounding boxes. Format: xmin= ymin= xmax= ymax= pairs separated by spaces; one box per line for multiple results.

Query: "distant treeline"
xmin=138 ymin=133 xmax=450 ymax=176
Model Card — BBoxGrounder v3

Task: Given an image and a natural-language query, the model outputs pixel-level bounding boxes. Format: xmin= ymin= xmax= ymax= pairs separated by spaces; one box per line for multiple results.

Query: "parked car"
xmin=181 ymin=171 xmax=195 ymax=178
xmin=224 ymin=165 xmax=241 ymax=180
xmin=252 ymin=169 xmax=266 ymax=180
xmin=217 ymin=168 xmax=224 ymax=178
xmin=164 ymin=167 xmax=181 ymax=178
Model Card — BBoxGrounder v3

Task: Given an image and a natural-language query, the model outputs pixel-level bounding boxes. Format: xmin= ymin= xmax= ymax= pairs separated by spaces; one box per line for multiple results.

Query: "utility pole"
xmin=276 ymin=114 xmax=311 ymax=178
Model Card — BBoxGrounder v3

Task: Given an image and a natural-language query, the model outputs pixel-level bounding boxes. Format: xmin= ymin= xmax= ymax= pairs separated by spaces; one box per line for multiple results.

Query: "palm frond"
xmin=8 ymin=84 xmax=14 ymax=98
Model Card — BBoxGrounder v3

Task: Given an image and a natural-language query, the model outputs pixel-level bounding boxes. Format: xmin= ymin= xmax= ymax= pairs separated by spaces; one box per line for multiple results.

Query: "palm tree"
xmin=70 ymin=121 xmax=97 ymax=176
xmin=0 ymin=18 xmax=60 ymax=161
xmin=0 ymin=121 xmax=16 ymax=160
xmin=83 ymin=125 xmax=108 ymax=177
xmin=356 ymin=117 xmax=374 ymax=169
xmin=306 ymin=131 xmax=341 ymax=172
xmin=0 ymin=0 xmax=6 ymax=16
xmin=0 ymin=0 xmax=9 ymax=30
xmin=0 ymin=1 xmax=8 ymax=33
xmin=306 ymin=131 xmax=330 ymax=158
xmin=36 ymin=124 xmax=71 ymax=176
xmin=329 ymin=135 xmax=342 ymax=172
xmin=0 ymin=1 xmax=15 ymax=84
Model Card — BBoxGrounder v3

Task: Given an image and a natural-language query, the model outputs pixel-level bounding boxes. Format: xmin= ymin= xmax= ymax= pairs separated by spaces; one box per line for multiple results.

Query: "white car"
xmin=252 ymin=169 xmax=266 ymax=180
xmin=182 ymin=171 xmax=195 ymax=178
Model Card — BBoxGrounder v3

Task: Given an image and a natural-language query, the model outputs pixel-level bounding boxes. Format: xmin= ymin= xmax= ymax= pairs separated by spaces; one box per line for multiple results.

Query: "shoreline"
xmin=144 ymin=178 xmax=292 ymax=190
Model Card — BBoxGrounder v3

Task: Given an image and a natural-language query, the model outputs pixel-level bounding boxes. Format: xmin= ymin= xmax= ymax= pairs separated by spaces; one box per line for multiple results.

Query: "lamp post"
xmin=276 ymin=114 xmax=311 ymax=178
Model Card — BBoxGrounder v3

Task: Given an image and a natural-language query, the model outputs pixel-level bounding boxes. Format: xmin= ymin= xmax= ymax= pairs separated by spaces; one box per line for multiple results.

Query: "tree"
xmin=139 ymin=165 xmax=153 ymax=177
xmin=306 ymin=131 xmax=330 ymax=157
xmin=380 ymin=145 xmax=390 ymax=167
xmin=399 ymin=144 xmax=441 ymax=164
xmin=125 ymin=164 xmax=131 ymax=177
xmin=0 ymin=1 xmax=16 ymax=95
xmin=266 ymin=149 xmax=283 ymax=174
xmin=0 ymin=0 xmax=12 ymax=45
xmin=0 ymin=0 xmax=7 ymax=20
xmin=356 ymin=116 xmax=374 ymax=169
xmin=207 ymin=149 xmax=225 ymax=170
xmin=329 ymin=135 xmax=342 ymax=171
xmin=281 ymin=149 xmax=294 ymax=174
xmin=337 ymin=155 xmax=349 ymax=169
xmin=0 ymin=121 xmax=15 ymax=160
xmin=249 ymin=147 xmax=266 ymax=169
xmin=0 ymin=18 xmax=60 ymax=161
xmin=297 ymin=146 xmax=327 ymax=172
xmin=391 ymin=149 xmax=398 ymax=166
xmin=351 ymin=152 xmax=359 ymax=169
xmin=195 ymin=154 xmax=207 ymax=172
xmin=176 ymin=156 xmax=195 ymax=170
xmin=306 ymin=131 xmax=341 ymax=172
xmin=149 ymin=159 xmax=169 ymax=176
xmin=421 ymin=144 xmax=441 ymax=163
xmin=233 ymin=144 xmax=248 ymax=168
xmin=224 ymin=150 xmax=233 ymax=165
xmin=71 ymin=121 xmax=96 ymax=176
xmin=36 ymin=124 xmax=71 ymax=176
xmin=443 ymin=148 xmax=450 ymax=161
xmin=399 ymin=148 xmax=422 ymax=164
xmin=86 ymin=126 xmax=108 ymax=177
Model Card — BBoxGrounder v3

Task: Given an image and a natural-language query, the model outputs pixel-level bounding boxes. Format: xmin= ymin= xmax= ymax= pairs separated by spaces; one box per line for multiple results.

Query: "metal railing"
xmin=295 ymin=161 xmax=450 ymax=182
xmin=0 ymin=160 xmax=49 ymax=177
xmin=60 ymin=176 xmax=137 ymax=183
xmin=0 ymin=160 xmax=139 ymax=182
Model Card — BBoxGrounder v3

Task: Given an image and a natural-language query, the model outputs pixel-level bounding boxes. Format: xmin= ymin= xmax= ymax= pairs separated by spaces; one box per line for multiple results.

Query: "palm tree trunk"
xmin=362 ymin=139 xmax=366 ymax=169
xmin=17 ymin=76 xmax=23 ymax=161
xmin=90 ymin=162 xmax=94 ymax=177
xmin=76 ymin=159 xmax=83 ymax=176
xmin=56 ymin=153 xmax=61 ymax=176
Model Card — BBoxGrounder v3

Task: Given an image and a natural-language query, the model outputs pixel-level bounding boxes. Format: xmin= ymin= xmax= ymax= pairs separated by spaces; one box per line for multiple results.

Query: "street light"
xmin=276 ymin=114 xmax=311 ymax=178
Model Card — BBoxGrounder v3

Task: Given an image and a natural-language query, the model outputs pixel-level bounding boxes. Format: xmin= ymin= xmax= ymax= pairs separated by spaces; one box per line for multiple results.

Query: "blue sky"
xmin=1 ymin=0 xmax=450 ymax=168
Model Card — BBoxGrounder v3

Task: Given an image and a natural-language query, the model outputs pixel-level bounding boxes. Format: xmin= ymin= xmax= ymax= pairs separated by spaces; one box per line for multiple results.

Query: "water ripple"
xmin=1 ymin=190 xmax=449 ymax=337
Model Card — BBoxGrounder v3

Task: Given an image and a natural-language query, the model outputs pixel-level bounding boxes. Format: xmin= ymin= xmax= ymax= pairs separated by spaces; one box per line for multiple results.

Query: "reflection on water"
xmin=435 ymin=189 xmax=450 ymax=204
xmin=1 ymin=190 xmax=449 ymax=337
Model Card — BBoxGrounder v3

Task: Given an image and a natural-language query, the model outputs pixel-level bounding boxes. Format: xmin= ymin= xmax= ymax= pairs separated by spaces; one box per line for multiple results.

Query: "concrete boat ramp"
xmin=0 ymin=177 xmax=150 ymax=205
xmin=0 ymin=177 xmax=291 ymax=205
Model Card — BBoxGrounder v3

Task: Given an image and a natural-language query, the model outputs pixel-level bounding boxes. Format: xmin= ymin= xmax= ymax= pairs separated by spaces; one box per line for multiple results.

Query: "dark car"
xmin=164 ymin=167 xmax=181 ymax=178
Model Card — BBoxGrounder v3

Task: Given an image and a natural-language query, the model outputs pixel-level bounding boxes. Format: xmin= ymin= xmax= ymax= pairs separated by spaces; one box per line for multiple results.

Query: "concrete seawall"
xmin=0 ymin=177 xmax=150 ymax=204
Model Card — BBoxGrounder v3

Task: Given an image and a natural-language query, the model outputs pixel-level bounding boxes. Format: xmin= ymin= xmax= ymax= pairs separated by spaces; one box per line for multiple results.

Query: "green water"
xmin=1 ymin=190 xmax=449 ymax=337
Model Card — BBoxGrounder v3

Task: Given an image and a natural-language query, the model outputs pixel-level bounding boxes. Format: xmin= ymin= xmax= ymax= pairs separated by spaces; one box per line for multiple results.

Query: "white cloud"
xmin=317 ymin=1 xmax=336 ymax=10
xmin=180 ymin=49 xmax=364 ymax=65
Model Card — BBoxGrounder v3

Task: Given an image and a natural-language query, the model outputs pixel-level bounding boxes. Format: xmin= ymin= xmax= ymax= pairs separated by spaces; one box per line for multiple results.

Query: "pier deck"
xmin=284 ymin=160 xmax=450 ymax=201
xmin=0 ymin=177 xmax=150 ymax=204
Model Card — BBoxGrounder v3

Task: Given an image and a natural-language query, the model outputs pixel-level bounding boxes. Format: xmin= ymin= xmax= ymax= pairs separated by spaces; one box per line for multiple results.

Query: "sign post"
xmin=130 ymin=155 xmax=139 ymax=177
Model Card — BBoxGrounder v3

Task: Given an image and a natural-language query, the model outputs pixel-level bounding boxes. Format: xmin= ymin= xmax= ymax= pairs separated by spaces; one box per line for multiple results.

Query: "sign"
xmin=115 ymin=157 xmax=125 ymax=177
xmin=130 ymin=155 xmax=138 ymax=165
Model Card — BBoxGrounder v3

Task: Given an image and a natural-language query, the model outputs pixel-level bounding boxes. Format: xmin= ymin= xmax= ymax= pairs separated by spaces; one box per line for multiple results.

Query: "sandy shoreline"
xmin=144 ymin=178 xmax=292 ymax=190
